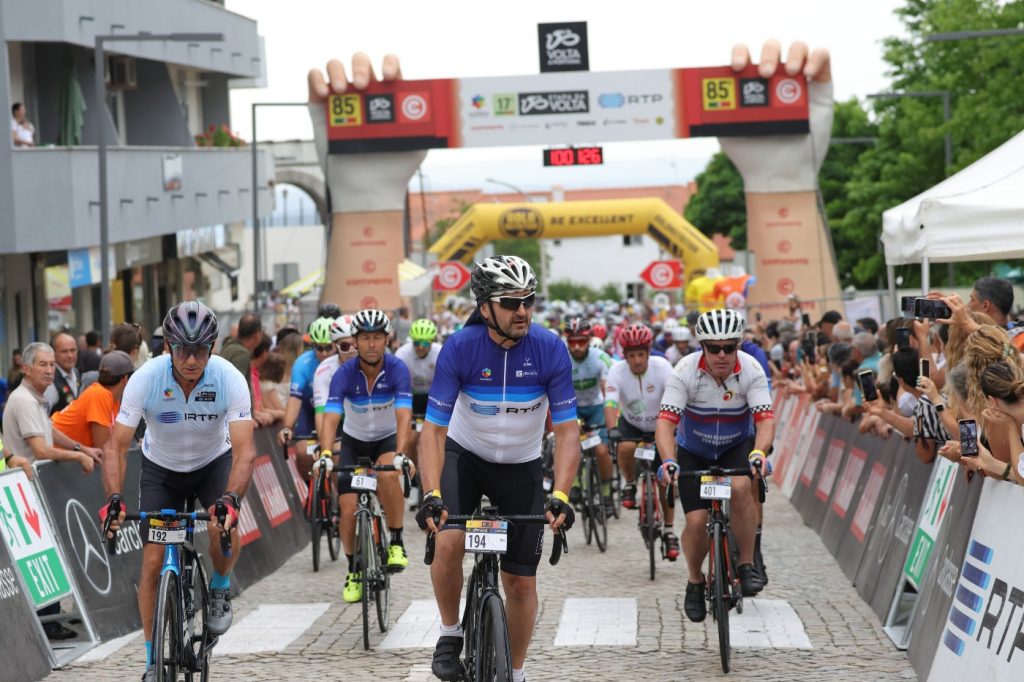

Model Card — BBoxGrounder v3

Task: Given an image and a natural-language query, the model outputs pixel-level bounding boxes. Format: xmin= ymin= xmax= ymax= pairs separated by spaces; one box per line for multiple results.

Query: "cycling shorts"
xmin=337 ymin=431 xmax=397 ymax=495
xmin=412 ymin=394 xmax=429 ymax=420
xmin=577 ymin=403 xmax=608 ymax=445
xmin=138 ymin=450 xmax=231 ymax=543
xmin=616 ymin=417 xmax=656 ymax=445
xmin=675 ymin=438 xmax=754 ymax=514
xmin=440 ymin=437 xmax=546 ymax=577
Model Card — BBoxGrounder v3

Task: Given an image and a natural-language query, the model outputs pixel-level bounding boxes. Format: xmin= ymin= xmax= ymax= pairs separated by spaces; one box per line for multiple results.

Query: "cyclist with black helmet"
xmin=99 ymin=301 xmax=254 ymax=682
xmin=277 ymin=316 xmax=336 ymax=447
xmin=319 ymin=309 xmax=414 ymax=602
xmin=604 ymin=322 xmax=680 ymax=559
xmin=416 ymin=255 xmax=579 ymax=682
xmin=656 ymin=308 xmax=775 ymax=623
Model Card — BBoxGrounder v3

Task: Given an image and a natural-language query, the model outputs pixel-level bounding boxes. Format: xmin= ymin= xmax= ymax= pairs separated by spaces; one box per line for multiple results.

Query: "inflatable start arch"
xmin=429 ymin=197 xmax=719 ymax=280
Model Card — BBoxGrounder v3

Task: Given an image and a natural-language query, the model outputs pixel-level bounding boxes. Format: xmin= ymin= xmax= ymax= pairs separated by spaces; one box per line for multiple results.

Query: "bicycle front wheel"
xmin=310 ymin=470 xmax=324 ymax=572
xmin=153 ymin=570 xmax=181 ymax=682
xmin=589 ymin=456 xmax=608 ymax=553
xmin=375 ymin=515 xmax=391 ymax=633
xmin=713 ymin=524 xmax=731 ymax=673
xmin=327 ymin=485 xmax=341 ymax=562
xmin=357 ymin=512 xmax=374 ymax=650
xmin=582 ymin=458 xmax=594 ymax=546
xmin=643 ymin=473 xmax=656 ymax=581
xmin=474 ymin=593 xmax=512 ymax=682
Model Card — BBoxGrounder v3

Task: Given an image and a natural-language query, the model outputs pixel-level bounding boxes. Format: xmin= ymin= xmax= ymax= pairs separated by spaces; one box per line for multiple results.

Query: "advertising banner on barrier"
xmin=904 ymin=457 xmax=958 ymax=590
xmin=790 ymin=418 xmax=833 ymax=518
xmin=782 ymin=409 xmax=821 ymax=499
xmin=802 ymin=423 xmax=853 ymax=533
xmin=906 ymin=472 xmax=984 ymax=679
xmin=0 ymin=534 xmax=52 ymax=681
xmin=0 ymin=469 xmax=74 ymax=608
xmin=926 ymin=478 xmax=1024 ymax=681
xmin=773 ymin=394 xmax=809 ymax=487
xmin=820 ymin=443 xmax=869 ymax=558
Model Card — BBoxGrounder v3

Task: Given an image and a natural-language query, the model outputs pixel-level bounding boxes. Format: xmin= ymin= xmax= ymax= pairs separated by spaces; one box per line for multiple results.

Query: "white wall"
xmin=546 ymin=235 xmax=665 ymax=294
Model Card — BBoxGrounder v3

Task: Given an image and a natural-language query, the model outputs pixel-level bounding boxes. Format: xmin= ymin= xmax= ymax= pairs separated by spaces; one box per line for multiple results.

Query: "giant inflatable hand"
xmin=308 ymin=54 xmax=427 ymax=310
xmin=719 ymin=41 xmax=840 ymax=314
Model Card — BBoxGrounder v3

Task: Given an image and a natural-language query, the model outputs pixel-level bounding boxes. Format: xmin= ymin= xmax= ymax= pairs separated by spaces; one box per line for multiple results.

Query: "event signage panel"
xmin=543 ymin=146 xmax=604 ymax=166
xmin=538 ymin=22 xmax=590 ymax=73
xmin=326 ymin=66 xmax=809 ymax=154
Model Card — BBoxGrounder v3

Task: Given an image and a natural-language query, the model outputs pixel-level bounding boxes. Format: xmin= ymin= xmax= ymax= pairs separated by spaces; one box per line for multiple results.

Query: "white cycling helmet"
xmin=331 ymin=315 xmax=355 ymax=341
xmin=695 ymin=309 xmax=745 ymax=342
xmin=352 ymin=308 xmax=392 ymax=335
xmin=470 ymin=255 xmax=537 ymax=301
xmin=663 ymin=318 xmax=680 ymax=333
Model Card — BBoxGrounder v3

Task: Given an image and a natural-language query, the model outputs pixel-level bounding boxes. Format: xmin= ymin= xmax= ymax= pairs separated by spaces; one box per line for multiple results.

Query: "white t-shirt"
xmin=604 ymin=356 xmax=674 ymax=432
xmin=11 ymin=118 xmax=34 ymax=145
xmin=394 ymin=341 xmax=441 ymax=395
xmin=312 ymin=354 xmax=341 ymax=412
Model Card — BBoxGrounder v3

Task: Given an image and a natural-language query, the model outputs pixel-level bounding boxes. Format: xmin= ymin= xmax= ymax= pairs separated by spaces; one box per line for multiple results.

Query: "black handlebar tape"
xmin=216 ymin=502 xmax=233 ymax=558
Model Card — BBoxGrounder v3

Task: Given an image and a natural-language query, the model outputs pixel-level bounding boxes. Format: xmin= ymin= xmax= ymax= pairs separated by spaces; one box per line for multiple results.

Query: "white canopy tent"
xmin=881 ymin=130 xmax=1024 ymax=299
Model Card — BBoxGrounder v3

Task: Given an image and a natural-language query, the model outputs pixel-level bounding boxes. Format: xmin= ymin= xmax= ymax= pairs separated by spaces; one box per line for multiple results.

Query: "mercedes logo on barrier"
xmin=65 ymin=498 xmax=112 ymax=595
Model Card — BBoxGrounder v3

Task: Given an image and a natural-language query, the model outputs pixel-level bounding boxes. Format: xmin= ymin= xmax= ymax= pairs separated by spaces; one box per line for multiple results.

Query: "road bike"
xmin=578 ymin=429 xmax=608 ymax=552
xmin=633 ymin=440 xmax=669 ymax=580
xmin=338 ymin=455 xmax=413 ymax=650
xmin=676 ymin=461 xmax=767 ymax=673
xmin=424 ymin=508 xmax=567 ymax=681
xmin=106 ymin=505 xmax=231 ymax=682
xmin=306 ymin=453 xmax=341 ymax=573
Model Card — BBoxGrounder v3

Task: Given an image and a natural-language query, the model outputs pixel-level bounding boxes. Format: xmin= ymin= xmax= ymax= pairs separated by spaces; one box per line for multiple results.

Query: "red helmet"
xmin=591 ymin=323 xmax=608 ymax=340
xmin=620 ymin=323 xmax=653 ymax=350
xmin=564 ymin=317 xmax=591 ymax=339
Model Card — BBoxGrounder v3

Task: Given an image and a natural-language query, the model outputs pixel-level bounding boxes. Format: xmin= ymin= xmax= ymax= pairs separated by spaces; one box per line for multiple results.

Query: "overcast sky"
xmin=226 ymin=0 xmax=907 ymax=192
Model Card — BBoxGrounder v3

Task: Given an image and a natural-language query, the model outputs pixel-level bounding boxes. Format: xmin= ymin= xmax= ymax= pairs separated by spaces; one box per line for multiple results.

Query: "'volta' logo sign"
xmin=538 ymin=22 xmax=589 ymax=73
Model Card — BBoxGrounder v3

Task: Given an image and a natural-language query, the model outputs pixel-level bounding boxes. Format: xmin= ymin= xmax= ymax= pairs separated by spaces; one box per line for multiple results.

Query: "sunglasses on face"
xmin=413 ymin=340 xmax=431 ymax=349
xmin=314 ymin=344 xmax=334 ymax=353
xmin=703 ymin=342 xmax=738 ymax=356
xmin=337 ymin=341 xmax=353 ymax=353
xmin=171 ymin=344 xmax=212 ymax=361
xmin=567 ymin=338 xmax=589 ymax=347
xmin=491 ymin=293 xmax=536 ymax=311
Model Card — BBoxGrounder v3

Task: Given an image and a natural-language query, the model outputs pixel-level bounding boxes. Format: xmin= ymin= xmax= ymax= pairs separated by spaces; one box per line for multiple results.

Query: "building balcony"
xmin=3 ymin=145 xmax=273 ymax=254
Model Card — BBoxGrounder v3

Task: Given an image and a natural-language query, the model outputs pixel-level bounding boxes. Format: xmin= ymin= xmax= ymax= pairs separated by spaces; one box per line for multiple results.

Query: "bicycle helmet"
xmin=564 ymin=316 xmax=591 ymax=339
xmin=330 ymin=315 xmax=355 ymax=341
xmin=591 ymin=323 xmax=608 ymax=340
xmin=620 ymin=323 xmax=654 ymax=350
xmin=318 ymin=302 xmax=342 ymax=319
xmin=163 ymin=301 xmax=218 ymax=348
xmin=470 ymin=255 xmax=537 ymax=302
xmin=663 ymin=318 xmax=680 ymax=334
xmin=308 ymin=316 xmax=334 ymax=345
xmin=589 ymin=336 xmax=605 ymax=350
xmin=695 ymin=309 xmax=745 ymax=342
xmin=353 ymin=308 xmax=392 ymax=335
xmin=409 ymin=318 xmax=438 ymax=343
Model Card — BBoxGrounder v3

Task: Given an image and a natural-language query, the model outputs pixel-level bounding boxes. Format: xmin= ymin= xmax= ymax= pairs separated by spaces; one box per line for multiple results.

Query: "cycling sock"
xmin=346 ymin=554 xmax=354 ymax=572
xmin=144 ymin=640 xmax=153 ymax=666
xmin=439 ymin=622 xmax=464 ymax=638
xmin=601 ymin=480 xmax=612 ymax=497
xmin=512 ymin=667 xmax=526 ymax=682
xmin=389 ymin=527 xmax=404 ymax=546
xmin=210 ymin=571 xmax=230 ymax=590
xmin=755 ymin=525 xmax=763 ymax=557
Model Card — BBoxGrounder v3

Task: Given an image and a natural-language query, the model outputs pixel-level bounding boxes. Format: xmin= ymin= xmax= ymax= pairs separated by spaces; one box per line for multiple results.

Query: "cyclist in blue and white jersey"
xmin=656 ymin=309 xmax=775 ymax=623
xmin=415 ymin=256 xmax=579 ymax=682
xmin=564 ymin=316 xmax=615 ymax=515
xmin=100 ymin=302 xmax=254 ymax=682
xmin=319 ymin=309 xmax=414 ymax=602
xmin=277 ymin=317 xmax=336 ymax=446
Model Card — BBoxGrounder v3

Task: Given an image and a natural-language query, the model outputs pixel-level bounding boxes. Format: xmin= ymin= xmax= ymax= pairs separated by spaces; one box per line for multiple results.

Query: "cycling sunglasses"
xmin=171 ymin=343 xmax=212 ymax=361
xmin=567 ymin=337 xmax=589 ymax=347
xmin=413 ymin=340 xmax=431 ymax=349
xmin=703 ymin=342 xmax=738 ymax=356
xmin=336 ymin=341 xmax=353 ymax=353
xmin=491 ymin=293 xmax=536 ymax=311
xmin=313 ymin=343 xmax=334 ymax=353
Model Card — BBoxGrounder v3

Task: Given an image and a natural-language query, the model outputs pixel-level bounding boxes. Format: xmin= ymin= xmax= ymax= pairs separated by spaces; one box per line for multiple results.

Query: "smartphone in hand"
xmin=914 ymin=297 xmax=952 ymax=320
xmin=895 ymin=327 xmax=912 ymax=350
xmin=901 ymin=296 xmax=916 ymax=318
xmin=858 ymin=369 xmax=878 ymax=402
xmin=919 ymin=357 xmax=931 ymax=379
xmin=959 ymin=419 xmax=979 ymax=457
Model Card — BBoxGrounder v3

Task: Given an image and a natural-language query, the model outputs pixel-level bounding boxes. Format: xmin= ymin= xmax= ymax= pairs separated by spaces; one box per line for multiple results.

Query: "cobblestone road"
xmin=49 ymin=488 xmax=917 ymax=681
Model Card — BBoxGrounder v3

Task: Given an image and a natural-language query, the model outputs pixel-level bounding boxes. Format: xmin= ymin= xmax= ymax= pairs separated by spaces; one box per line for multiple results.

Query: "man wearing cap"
xmin=51 ymin=351 xmax=134 ymax=448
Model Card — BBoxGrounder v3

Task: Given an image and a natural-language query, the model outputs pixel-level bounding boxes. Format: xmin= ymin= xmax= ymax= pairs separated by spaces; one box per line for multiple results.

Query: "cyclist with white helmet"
xmin=99 ymin=302 xmax=254 ymax=682
xmin=312 ymin=315 xmax=358 ymax=434
xmin=664 ymin=326 xmax=694 ymax=366
xmin=319 ymin=309 xmax=414 ymax=601
xmin=416 ymin=255 xmax=579 ymax=682
xmin=656 ymin=308 xmax=775 ymax=623
xmin=604 ymin=322 xmax=680 ymax=559
xmin=277 ymin=316 xmax=337 ymax=446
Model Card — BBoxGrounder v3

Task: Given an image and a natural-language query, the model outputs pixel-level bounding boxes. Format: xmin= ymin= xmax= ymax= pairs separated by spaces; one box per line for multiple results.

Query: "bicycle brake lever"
xmin=424 ymin=532 xmax=436 ymax=566
xmin=549 ymin=528 xmax=567 ymax=566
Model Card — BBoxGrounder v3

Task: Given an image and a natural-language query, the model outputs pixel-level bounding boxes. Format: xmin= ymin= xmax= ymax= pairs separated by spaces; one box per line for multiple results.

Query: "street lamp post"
xmin=95 ymin=32 xmax=223 ymax=344
xmin=484 ymin=177 xmax=549 ymax=300
xmin=250 ymin=102 xmax=306 ymax=310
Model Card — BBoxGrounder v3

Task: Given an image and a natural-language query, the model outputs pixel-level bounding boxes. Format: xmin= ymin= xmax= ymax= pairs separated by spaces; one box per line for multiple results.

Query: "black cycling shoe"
xmin=684 ymin=581 xmax=707 ymax=622
xmin=738 ymin=563 xmax=765 ymax=596
xmin=431 ymin=635 xmax=464 ymax=681
xmin=621 ymin=483 xmax=637 ymax=510
xmin=755 ymin=554 xmax=769 ymax=586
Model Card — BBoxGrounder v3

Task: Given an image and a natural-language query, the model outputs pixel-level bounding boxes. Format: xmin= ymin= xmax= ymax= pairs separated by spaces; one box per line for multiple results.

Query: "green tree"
xmin=683 ymin=152 xmax=747 ymax=248
xmin=548 ymin=280 xmax=601 ymax=302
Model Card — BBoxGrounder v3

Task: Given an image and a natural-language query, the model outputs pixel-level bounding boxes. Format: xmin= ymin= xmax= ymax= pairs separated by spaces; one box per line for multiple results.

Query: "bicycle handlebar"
xmin=675 ymin=460 xmax=768 ymax=504
xmin=424 ymin=514 xmax=568 ymax=567
xmin=117 ymin=509 xmax=233 ymax=555
xmin=337 ymin=456 xmax=414 ymax=498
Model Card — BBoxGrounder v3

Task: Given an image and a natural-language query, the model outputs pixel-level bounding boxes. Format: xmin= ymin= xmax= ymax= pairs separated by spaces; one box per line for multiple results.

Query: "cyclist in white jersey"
xmin=100 ymin=302 xmax=254 ymax=682
xmin=312 ymin=315 xmax=357 ymax=434
xmin=395 ymin=318 xmax=441 ymax=436
xmin=604 ymin=322 xmax=679 ymax=559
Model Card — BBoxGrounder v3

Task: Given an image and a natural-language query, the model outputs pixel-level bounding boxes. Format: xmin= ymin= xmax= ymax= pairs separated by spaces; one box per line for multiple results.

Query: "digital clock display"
xmin=543 ymin=146 xmax=604 ymax=167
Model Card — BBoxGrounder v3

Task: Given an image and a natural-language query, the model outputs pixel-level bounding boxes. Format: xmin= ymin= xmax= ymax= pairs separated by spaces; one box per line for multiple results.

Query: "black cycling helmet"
xmin=163 ymin=301 xmax=219 ymax=347
xmin=318 ymin=302 xmax=342 ymax=319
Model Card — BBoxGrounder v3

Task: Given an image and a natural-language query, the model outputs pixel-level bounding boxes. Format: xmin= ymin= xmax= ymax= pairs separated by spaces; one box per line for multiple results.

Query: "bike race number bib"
xmin=464 ymin=519 xmax=508 ymax=554
xmin=699 ymin=476 xmax=732 ymax=500
xmin=148 ymin=518 xmax=187 ymax=545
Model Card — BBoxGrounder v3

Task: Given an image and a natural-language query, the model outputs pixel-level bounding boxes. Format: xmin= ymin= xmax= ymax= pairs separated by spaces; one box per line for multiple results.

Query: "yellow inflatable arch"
xmin=428 ymin=198 xmax=719 ymax=281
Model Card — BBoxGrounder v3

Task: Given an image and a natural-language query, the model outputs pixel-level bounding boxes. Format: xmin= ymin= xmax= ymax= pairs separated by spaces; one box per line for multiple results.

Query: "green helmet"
xmin=409 ymin=318 xmax=438 ymax=343
xmin=308 ymin=316 xmax=334 ymax=345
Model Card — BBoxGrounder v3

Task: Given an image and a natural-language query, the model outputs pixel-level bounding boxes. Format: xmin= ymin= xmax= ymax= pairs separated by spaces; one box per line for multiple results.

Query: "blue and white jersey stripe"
xmin=325 ymin=354 xmax=412 ymax=442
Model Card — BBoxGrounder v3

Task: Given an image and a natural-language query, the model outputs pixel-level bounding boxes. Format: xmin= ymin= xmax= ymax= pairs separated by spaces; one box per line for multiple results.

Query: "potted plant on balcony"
xmin=194 ymin=124 xmax=246 ymax=148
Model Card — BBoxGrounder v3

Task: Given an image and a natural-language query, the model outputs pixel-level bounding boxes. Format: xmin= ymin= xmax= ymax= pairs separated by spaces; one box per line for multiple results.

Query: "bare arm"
xmin=101 ymin=422 xmax=138 ymax=496
xmin=319 ymin=412 xmax=341 ymax=454
xmin=418 ymin=421 xmax=447 ymax=494
xmin=224 ymin=420 xmax=256 ymax=497
xmin=654 ymin=417 xmax=676 ymax=465
xmin=551 ymin=419 xmax=581 ymax=496
xmin=394 ymin=407 xmax=412 ymax=456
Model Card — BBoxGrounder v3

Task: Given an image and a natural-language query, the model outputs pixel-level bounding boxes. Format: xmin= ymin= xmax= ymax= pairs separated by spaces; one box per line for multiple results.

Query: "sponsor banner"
xmin=774 ymin=394 xmax=810 ymax=489
xmin=803 ymin=424 xmax=853 ymax=534
xmin=789 ymin=419 xmax=833 ymax=519
xmin=326 ymin=66 xmax=808 ymax=154
xmin=322 ymin=212 xmax=405 ymax=312
xmin=538 ymin=22 xmax=589 ymax=73
xmin=781 ymin=408 xmax=819 ymax=499
xmin=251 ymin=455 xmax=292 ymax=528
xmin=927 ymin=478 xmax=1024 ymax=681
xmin=904 ymin=457 xmax=958 ymax=590
xmin=0 ymin=535 xmax=51 ymax=681
xmin=286 ymin=452 xmax=310 ymax=507
xmin=905 ymin=472 xmax=984 ymax=679
xmin=851 ymin=461 xmax=888 ymax=544
xmin=0 ymin=469 xmax=73 ymax=608
xmin=819 ymin=442 xmax=869 ymax=559
xmin=831 ymin=446 xmax=868 ymax=520
xmin=815 ymin=438 xmax=848 ymax=502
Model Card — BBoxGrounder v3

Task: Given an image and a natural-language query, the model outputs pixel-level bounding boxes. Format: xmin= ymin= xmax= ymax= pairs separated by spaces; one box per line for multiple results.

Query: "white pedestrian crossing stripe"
xmin=76 ymin=629 xmax=142 ymax=663
xmin=214 ymin=603 xmax=330 ymax=655
xmin=554 ymin=598 xmax=637 ymax=646
xmin=380 ymin=599 xmax=465 ymax=649
xmin=729 ymin=599 xmax=813 ymax=649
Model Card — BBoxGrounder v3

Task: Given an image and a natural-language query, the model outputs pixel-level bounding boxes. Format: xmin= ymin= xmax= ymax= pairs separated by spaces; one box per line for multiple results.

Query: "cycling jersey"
xmin=312 ymin=354 xmax=340 ymax=413
xmin=570 ymin=347 xmax=613 ymax=407
xmin=394 ymin=341 xmax=441 ymax=395
xmin=426 ymin=323 xmax=577 ymax=465
xmin=658 ymin=350 xmax=773 ymax=460
xmin=288 ymin=349 xmax=319 ymax=436
xmin=324 ymin=354 xmax=412 ymax=442
xmin=604 ymin=356 xmax=674 ymax=433
xmin=116 ymin=355 xmax=251 ymax=473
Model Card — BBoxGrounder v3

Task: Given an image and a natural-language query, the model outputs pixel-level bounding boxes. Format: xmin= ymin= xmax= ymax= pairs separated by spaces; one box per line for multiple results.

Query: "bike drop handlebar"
xmin=674 ymin=460 xmax=768 ymax=504
xmin=107 ymin=509 xmax=233 ymax=556
xmin=424 ymin=514 xmax=568 ymax=567
xmin=337 ymin=456 xmax=414 ymax=498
